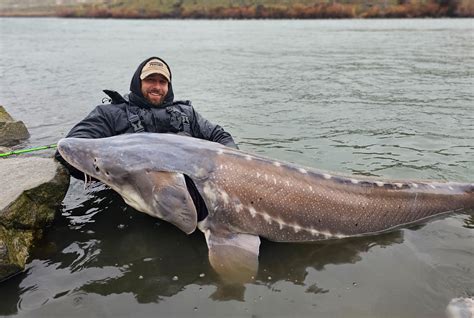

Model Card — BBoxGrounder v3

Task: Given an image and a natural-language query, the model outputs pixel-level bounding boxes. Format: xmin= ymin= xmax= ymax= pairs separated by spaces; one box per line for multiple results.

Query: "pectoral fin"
xmin=135 ymin=171 xmax=197 ymax=234
xmin=202 ymin=226 xmax=260 ymax=284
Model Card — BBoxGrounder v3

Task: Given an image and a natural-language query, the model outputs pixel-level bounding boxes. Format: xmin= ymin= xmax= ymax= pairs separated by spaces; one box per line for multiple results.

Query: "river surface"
xmin=0 ymin=18 xmax=473 ymax=317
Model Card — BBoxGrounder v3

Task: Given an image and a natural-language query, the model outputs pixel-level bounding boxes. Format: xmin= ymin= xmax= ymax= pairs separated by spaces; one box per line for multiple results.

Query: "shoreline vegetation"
xmin=0 ymin=0 xmax=473 ymax=19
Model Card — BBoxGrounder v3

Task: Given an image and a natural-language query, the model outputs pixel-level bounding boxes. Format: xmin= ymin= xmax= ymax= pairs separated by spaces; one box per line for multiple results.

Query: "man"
xmin=55 ymin=56 xmax=238 ymax=221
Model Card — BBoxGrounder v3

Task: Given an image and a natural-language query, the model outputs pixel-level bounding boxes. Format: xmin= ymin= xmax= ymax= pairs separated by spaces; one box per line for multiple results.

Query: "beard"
xmin=143 ymin=89 xmax=165 ymax=106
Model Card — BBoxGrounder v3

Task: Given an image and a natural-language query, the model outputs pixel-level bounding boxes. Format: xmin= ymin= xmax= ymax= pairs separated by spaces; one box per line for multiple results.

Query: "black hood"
xmin=129 ymin=56 xmax=174 ymax=108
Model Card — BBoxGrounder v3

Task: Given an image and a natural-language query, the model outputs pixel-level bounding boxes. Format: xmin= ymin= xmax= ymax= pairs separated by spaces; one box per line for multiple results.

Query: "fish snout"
xmin=57 ymin=138 xmax=105 ymax=179
xmin=57 ymin=138 xmax=72 ymax=158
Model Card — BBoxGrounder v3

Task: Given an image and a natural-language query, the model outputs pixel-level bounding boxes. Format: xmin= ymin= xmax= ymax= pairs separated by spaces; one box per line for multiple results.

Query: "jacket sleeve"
xmin=190 ymin=107 xmax=238 ymax=149
xmin=54 ymin=106 xmax=115 ymax=179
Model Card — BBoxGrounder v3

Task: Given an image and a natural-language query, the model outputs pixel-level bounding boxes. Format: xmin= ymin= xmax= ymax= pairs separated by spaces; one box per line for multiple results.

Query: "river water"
xmin=0 ymin=18 xmax=473 ymax=317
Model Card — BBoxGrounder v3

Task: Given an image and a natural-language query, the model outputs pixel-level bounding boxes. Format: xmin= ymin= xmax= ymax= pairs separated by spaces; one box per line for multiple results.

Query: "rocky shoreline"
xmin=0 ymin=106 xmax=69 ymax=282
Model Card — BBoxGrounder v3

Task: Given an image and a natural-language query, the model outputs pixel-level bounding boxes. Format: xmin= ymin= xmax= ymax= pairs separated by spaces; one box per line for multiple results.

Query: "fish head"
xmin=58 ymin=136 xmax=135 ymax=186
xmin=57 ymin=136 xmax=198 ymax=234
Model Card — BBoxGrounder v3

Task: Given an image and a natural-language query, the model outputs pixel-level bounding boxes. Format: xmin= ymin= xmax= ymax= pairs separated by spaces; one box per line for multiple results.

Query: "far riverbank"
xmin=1 ymin=1 xmax=473 ymax=19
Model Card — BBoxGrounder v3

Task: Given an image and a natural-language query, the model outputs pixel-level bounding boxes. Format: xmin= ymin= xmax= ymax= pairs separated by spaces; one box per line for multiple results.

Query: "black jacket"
xmin=55 ymin=56 xmax=238 ymax=221
xmin=58 ymin=96 xmax=237 ymax=146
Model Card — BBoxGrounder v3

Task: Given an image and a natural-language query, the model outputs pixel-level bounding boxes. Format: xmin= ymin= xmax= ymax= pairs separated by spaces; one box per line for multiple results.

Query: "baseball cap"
xmin=140 ymin=59 xmax=171 ymax=82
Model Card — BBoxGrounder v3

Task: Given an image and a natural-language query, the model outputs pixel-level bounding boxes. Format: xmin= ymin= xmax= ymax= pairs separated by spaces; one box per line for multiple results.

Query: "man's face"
xmin=141 ymin=73 xmax=169 ymax=106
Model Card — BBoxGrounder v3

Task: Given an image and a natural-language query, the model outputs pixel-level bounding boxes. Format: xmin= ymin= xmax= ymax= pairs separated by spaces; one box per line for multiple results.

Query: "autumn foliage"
xmin=21 ymin=0 xmax=474 ymax=19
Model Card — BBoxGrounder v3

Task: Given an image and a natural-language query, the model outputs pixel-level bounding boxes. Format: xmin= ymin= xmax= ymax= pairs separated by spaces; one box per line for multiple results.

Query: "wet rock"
xmin=0 ymin=157 xmax=69 ymax=281
xmin=0 ymin=106 xmax=30 ymax=147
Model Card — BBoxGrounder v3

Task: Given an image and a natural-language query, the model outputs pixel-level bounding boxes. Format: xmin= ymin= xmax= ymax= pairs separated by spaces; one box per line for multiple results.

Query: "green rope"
xmin=0 ymin=144 xmax=57 ymax=157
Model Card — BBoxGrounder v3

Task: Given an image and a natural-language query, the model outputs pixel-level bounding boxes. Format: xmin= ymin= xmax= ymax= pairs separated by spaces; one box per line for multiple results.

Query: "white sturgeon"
xmin=58 ymin=133 xmax=474 ymax=283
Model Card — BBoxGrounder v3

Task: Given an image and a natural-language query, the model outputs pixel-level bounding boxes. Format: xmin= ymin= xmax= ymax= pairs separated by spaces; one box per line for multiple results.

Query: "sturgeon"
xmin=57 ymin=133 xmax=474 ymax=283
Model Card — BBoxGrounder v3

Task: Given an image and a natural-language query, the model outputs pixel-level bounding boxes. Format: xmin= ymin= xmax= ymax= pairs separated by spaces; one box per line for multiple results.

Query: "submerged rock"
xmin=0 ymin=105 xmax=30 ymax=147
xmin=0 ymin=157 xmax=69 ymax=281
